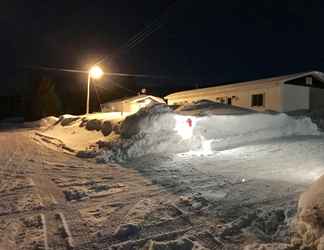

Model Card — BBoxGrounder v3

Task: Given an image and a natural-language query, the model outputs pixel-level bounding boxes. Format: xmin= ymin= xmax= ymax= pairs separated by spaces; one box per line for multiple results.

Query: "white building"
xmin=165 ymin=71 xmax=324 ymax=112
xmin=101 ymin=95 xmax=165 ymax=115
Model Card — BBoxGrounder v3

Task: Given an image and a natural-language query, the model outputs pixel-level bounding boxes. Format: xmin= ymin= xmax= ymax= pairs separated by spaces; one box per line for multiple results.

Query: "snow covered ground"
xmin=100 ymin=102 xmax=319 ymax=162
xmin=33 ymin=101 xmax=324 ymax=247
xmin=95 ymin=102 xmax=324 ymax=244
xmin=127 ymin=135 xmax=324 ymax=213
xmin=38 ymin=112 xmax=124 ymax=151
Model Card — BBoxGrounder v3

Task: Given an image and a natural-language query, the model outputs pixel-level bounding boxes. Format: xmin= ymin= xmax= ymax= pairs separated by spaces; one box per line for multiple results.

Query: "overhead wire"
xmin=94 ymin=79 xmax=137 ymax=94
xmin=23 ymin=0 xmax=191 ymax=84
xmin=24 ymin=65 xmax=191 ymax=81
xmin=23 ymin=0 xmax=191 ymax=106
xmin=94 ymin=0 xmax=180 ymax=65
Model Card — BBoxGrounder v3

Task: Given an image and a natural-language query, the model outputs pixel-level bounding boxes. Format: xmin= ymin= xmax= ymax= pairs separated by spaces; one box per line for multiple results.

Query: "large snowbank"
xmin=292 ymin=174 xmax=324 ymax=249
xmin=120 ymin=103 xmax=173 ymax=138
xmin=176 ymin=99 xmax=254 ymax=116
xmin=100 ymin=103 xmax=319 ymax=162
xmin=99 ymin=104 xmax=196 ymax=162
xmin=40 ymin=113 xmax=123 ymax=151
xmin=24 ymin=116 xmax=59 ymax=128
xmin=195 ymin=113 xmax=319 ymax=151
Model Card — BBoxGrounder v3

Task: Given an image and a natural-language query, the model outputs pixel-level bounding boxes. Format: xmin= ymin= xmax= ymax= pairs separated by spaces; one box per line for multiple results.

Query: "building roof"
xmin=165 ymin=71 xmax=324 ymax=99
xmin=102 ymin=95 xmax=165 ymax=105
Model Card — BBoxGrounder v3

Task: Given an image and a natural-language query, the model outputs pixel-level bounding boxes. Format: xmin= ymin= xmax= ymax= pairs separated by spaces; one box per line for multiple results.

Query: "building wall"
xmin=167 ymin=84 xmax=282 ymax=112
xmin=310 ymin=87 xmax=324 ymax=110
xmin=102 ymin=98 xmax=158 ymax=114
xmin=281 ymin=84 xmax=309 ymax=112
xmin=102 ymin=102 xmax=132 ymax=113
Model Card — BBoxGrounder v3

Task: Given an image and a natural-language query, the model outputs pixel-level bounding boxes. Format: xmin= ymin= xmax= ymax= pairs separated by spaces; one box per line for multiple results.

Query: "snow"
xmin=194 ymin=113 xmax=318 ymax=150
xmin=292 ymin=174 xmax=324 ymax=249
xmin=94 ymin=103 xmax=324 ymax=245
xmin=100 ymin=103 xmax=319 ymax=162
xmin=39 ymin=112 xmax=123 ymax=151
xmin=175 ymin=99 xmax=254 ymax=116
xmin=24 ymin=116 xmax=59 ymax=128
xmin=31 ymin=101 xmax=324 ymax=247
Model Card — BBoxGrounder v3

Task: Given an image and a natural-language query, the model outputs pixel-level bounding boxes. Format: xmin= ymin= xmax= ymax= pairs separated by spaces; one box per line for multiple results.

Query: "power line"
xmin=26 ymin=65 xmax=86 ymax=74
xmin=24 ymin=65 xmax=194 ymax=81
xmin=94 ymin=79 xmax=137 ymax=94
xmin=94 ymin=0 xmax=180 ymax=66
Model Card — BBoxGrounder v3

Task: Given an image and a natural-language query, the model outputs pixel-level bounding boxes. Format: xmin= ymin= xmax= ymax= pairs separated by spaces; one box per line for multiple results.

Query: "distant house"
xmin=101 ymin=95 xmax=165 ymax=115
xmin=165 ymin=71 xmax=324 ymax=112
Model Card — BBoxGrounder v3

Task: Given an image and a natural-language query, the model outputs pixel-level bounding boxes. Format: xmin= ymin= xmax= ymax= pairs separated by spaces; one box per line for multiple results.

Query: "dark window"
xmin=227 ymin=97 xmax=232 ymax=105
xmin=251 ymin=94 xmax=264 ymax=107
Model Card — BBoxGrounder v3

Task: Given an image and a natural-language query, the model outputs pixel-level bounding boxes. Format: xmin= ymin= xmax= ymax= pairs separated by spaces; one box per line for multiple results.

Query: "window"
xmin=227 ymin=97 xmax=232 ymax=105
xmin=306 ymin=77 xmax=313 ymax=86
xmin=251 ymin=94 xmax=264 ymax=107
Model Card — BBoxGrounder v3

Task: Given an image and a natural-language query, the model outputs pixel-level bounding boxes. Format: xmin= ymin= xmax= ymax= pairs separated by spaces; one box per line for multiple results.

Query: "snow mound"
xmin=42 ymin=113 xmax=123 ymax=151
xmin=291 ymin=174 xmax=324 ymax=249
xmin=195 ymin=113 xmax=319 ymax=151
xmin=54 ymin=113 xmax=119 ymax=137
xmin=100 ymin=104 xmax=319 ymax=162
xmin=120 ymin=103 xmax=172 ymax=138
xmin=176 ymin=99 xmax=254 ymax=116
xmin=24 ymin=116 xmax=58 ymax=128
xmin=57 ymin=114 xmax=81 ymax=126
xmin=100 ymin=104 xmax=194 ymax=162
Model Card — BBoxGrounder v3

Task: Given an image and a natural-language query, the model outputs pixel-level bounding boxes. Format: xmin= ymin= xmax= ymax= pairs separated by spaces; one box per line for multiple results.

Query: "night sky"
xmin=2 ymin=1 xmax=324 ymax=99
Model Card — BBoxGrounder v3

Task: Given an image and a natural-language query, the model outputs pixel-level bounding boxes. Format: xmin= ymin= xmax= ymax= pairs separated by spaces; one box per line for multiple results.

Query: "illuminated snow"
xmin=178 ymin=138 xmax=213 ymax=157
xmin=174 ymin=115 xmax=197 ymax=140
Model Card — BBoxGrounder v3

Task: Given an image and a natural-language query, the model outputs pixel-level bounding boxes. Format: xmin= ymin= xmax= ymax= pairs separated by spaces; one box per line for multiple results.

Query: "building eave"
xmin=165 ymin=71 xmax=324 ymax=100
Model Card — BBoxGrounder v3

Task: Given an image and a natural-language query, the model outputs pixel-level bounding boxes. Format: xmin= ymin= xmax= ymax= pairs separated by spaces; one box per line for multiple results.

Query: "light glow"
xmin=174 ymin=115 xmax=195 ymax=140
xmin=89 ymin=66 xmax=104 ymax=79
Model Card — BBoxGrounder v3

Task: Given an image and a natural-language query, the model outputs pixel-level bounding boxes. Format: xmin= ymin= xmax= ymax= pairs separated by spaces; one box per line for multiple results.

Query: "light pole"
xmin=86 ymin=66 xmax=103 ymax=114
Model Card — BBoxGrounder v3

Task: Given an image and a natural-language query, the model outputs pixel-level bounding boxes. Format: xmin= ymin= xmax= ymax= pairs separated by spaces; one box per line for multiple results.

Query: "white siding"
xmin=281 ymin=84 xmax=309 ymax=112
xmin=232 ymin=86 xmax=282 ymax=112
xmin=167 ymin=84 xmax=283 ymax=112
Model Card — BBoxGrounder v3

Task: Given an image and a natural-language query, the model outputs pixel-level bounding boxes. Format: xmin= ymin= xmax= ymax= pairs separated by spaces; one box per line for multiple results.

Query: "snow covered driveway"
xmin=23 ymin=105 xmax=324 ymax=248
xmin=125 ymin=135 xmax=324 ymax=220
xmin=98 ymin=105 xmax=324 ymax=226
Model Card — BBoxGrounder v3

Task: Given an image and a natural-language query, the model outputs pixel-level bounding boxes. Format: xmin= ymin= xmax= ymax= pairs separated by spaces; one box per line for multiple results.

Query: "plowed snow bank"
xmin=292 ymin=174 xmax=324 ymax=249
xmin=100 ymin=104 xmax=319 ymax=162
xmin=195 ymin=113 xmax=319 ymax=151
xmin=42 ymin=113 xmax=123 ymax=151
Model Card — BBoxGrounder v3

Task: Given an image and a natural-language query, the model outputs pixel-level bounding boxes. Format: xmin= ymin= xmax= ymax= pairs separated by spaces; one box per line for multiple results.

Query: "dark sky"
xmin=2 ymin=0 xmax=324 ymax=92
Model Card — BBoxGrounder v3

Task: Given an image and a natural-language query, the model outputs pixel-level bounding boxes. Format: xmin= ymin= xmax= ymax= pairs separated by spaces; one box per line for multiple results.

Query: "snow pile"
xmin=100 ymin=104 xmax=198 ymax=162
xmin=24 ymin=116 xmax=58 ymax=128
xmin=194 ymin=113 xmax=319 ymax=151
xmin=291 ymin=174 xmax=324 ymax=249
xmin=100 ymin=104 xmax=319 ymax=162
xmin=120 ymin=103 xmax=173 ymax=138
xmin=57 ymin=114 xmax=80 ymax=126
xmin=176 ymin=99 xmax=254 ymax=116
xmin=41 ymin=113 xmax=123 ymax=151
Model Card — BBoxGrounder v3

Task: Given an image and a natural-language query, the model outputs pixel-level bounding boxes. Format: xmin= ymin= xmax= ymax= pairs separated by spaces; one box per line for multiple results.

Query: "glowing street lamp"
xmin=86 ymin=66 xmax=103 ymax=114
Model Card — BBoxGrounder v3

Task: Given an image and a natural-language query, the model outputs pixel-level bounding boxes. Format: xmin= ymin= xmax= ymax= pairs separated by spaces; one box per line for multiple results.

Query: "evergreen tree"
xmin=28 ymin=76 xmax=62 ymax=120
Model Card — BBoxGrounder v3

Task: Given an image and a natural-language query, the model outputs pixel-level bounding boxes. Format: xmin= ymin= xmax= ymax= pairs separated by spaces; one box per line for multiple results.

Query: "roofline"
xmin=128 ymin=95 xmax=165 ymax=103
xmin=102 ymin=95 xmax=165 ymax=105
xmin=165 ymin=71 xmax=324 ymax=99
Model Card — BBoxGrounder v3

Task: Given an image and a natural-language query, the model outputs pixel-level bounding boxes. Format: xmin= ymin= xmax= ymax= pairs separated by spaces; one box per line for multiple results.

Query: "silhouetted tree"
xmin=27 ymin=76 xmax=62 ymax=120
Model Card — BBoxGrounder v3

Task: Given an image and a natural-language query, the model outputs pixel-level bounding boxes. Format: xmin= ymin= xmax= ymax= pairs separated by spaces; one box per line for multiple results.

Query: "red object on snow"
xmin=186 ymin=118 xmax=192 ymax=127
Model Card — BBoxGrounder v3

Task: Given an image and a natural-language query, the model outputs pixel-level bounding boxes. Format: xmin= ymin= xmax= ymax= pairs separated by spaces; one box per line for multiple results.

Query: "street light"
xmin=86 ymin=66 xmax=103 ymax=114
